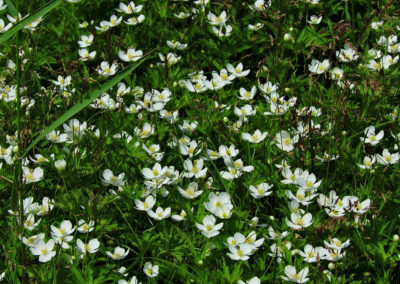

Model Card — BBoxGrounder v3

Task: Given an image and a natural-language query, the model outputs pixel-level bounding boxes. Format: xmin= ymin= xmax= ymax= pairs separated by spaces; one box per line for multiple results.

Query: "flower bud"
xmin=328 ymin=263 xmax=335 ymax=270
xmin=284 ymin=33 xmax=293 ymax=41
xmin=197 ymin=260 xmax=203 ymax=265
xmin=394 ymin=234 xmax=399 ymax=242
xmin=55 ymin=159 xmax=66 ymax=171
xmin=223 ymin=117 xmax=229 ymax=123
xmin=342 ymin=130 xmax=347 ymax=136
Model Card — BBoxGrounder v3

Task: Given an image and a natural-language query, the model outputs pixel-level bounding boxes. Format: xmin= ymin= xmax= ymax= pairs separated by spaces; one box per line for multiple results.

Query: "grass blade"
xmin=0 ymin=0 xmax=61 ymax=44
xmin=5 ymin=0 xmax=17 ymax=17
xmin=22 ymin=51 xmax=154 ymax=157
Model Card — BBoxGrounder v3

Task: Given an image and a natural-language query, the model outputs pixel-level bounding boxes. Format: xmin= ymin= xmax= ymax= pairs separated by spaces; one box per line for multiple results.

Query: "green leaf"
xmin=22 ymin=50 xmax=155 ymax=157
xmin=5 ymin=0 xmax=17 ymax=17
xmin=0 ymin=0 xmax=62 ymax=44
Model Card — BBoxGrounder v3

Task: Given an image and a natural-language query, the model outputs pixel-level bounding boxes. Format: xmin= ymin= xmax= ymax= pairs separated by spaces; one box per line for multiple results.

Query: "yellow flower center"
xmin=283 ymin=138 xmax=291 ymax=146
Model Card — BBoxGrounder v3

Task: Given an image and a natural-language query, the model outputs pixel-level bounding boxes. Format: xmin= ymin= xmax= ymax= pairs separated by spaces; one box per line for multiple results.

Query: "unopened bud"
xmin=283 ymin=33 xmax=293 ymax=41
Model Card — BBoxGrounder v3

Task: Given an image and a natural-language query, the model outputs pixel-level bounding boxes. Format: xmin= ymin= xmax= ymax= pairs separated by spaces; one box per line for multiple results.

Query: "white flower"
xmin=143 ymin=262 xmax=159 ymax=278
xmin=116 ymin=1 xmax=142 ymax=14
xmin=238 ymin=86 xmax=256 ymax=101
xmin=124 ymin=14 xmax=145 ymax=25
xmin=227 ymin=63 xmax=250 ymax=77
xmin=234 ymin=104 xmax=256 ymax=118
xmin=286 ymin=189 xmax=317 ymax=206
xmin=249 ymin=183 xmax=273 ymax=198
xmin=371 ymin=21 xmax=383 ymax=29
xmin=212 ymin=25 xmax=233 ymax=37
xmin=308 ymin=59 xmax=330 ymax=74
xmin=22 ymin=233 xmax=45 ymax=247
xmin=77 ymin=219 xmax=95 ymax=233
xmin=76 ymin=238 xmax=100 ymax=255
xmin=98 ymin=61 xmax=118 ymax=77
xmin=30 ymin=239 xmax=56 ymax=263
xmin=158 ymin=52 xmax=180 ymax=65
xmin=208 ymin=11 xmax=227 ymax=26
xmin=0 ymin=1 xmax=7 ymax=11
xmin=134 ymin=123 xmax=154 ymax=138
xmin=102 ymin=169 xmax=125 ymax=186
xmin=22 ymin=166 xmax=44 ymax=184
xmin=307 ymin=15 xmax=322 ymax=24
xmin=336 ymin=44 xmax=358 ymax=62
xmin=0 ymin=19 xmax=12 ymax=33
xmin=195 ymin=215 xmax=224 ymax=238
xmin=357 ymin=155 xmax=376 ymax=170
xmin=382 ymin=55 xmax=399 ymax=69
xmin=275 ymin=130 xmax=299 ymax=152
xmin=227 ymin=243 xmax=253 ymax=260
xmin=106 ymin=246 xmax=129 ymax=260
xmin=166 ymin=40 xmax=187 ymax=50
xmin=267 ymin=227 xmax=289 ymax=240
xmin=185 ymin=79 xmax=208 ymax=93
xmin=324 ymin=238 xmax=350 ymax=250
xmin=252 ymin=0 xmax=271 ymax=11
xmin=315 ymin=152 xmax=339 ymax=162
xmin=296 ymin=173 xmax=321 ymax=191
xmin=298 ymin=244 xmax=327 ymax=263
xmin=135 ymin=195 xmax=156 ymax=211
xmin=218 ymin=144 xmax=239 ymax=159
xmin=78 ymin=34 xmax=94 ymax=48
xmin=286 ymin=212 xmax=313 ymax=230
xmin=46 ymin=130 xmax=67 ymax=143
xmin=376 ymin=149 xmax=399 ymax=165
xmin=242 ymin=129 xmax=267 ymax=143
xmin=366 ymin=59 xmax=383 ymax=71
xmin=147 ymin=207 xmax=171 ymax=220
xmin=178 ymin=182 xmax=203 ymax=199
xmin=106 ymin=14 xmax=123 ymax=27
xmin=281 ymin=265 xmax=310 ymax=283
xmin=248 ymin=23 xmax=264 ymax=30
xmin=118 ymin=276 xmax=141 ymax=284
xmin=51 ymin=220 xmax=75 ymax=249
xmin=183 ymin=159 xmax=208 ymax=178
xmin=118 ymin=48 xmax=143 ymax=62
xmin=352 ymin=199 xmax=370 ymax=215
xmin=171 ymin=209 xmax=189 ymax=222
xmin=174 ymin=12 xmax=190 ymax=19
xmin=360 ymin=126 xmax=384 ymax=146
xmin=78 ymin=48 xmax=96 ymax=61
xmin=52 ymin=75 xmax=72 ymax=89
xmin=330 ymin=67 xmax=344 ymax=80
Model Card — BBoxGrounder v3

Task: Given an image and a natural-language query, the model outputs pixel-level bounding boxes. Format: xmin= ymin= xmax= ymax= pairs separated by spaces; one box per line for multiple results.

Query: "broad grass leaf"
xmin=0 ymin=0 xmax=62 ymax=43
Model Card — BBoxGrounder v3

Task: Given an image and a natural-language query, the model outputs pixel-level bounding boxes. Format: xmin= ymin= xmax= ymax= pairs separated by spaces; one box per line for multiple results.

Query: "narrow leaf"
xmin=22 ymin=51 xmax=154 ymax=157
xmin=0 ymin=0 xmax=62 ymax=44
xmin=5 ymin=0 xmax=17 ymax=17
